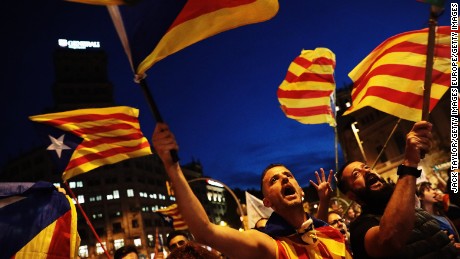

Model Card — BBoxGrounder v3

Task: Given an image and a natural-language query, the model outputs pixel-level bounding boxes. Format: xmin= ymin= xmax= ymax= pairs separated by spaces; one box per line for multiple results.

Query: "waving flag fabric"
xmin=343 ymin=26 xmax=451 ymax=122
xmin=156 ymin=204 xmax=188 ymax=230
xmin=67 ymin=0 xmax=279 ymax=77
xmin=277 ymin=48 xmax=337 ymax=126
xmin=0 ymin=181 xmax=80 ymax=258
xmin=245 ymin=191 xmax=273 ymax=229
xmin=29 ymin=106 xmax=152 ymax=181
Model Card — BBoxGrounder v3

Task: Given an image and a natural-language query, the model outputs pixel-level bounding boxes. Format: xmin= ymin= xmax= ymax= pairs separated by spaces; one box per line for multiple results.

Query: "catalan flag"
xmin=156 ymin=204 xmax=188 ymax=230
xmin=29 ymin=106 xmax=152 ymax=181
xmin=277 ymin=48 xmax=337 ymax=126
xmin=343 ymin=26 xmax=451 ymax=122
xmin=67 ymin=0 xmax=279 ymax=77
xmin=0 ymin=181 xmax=80 ymax=258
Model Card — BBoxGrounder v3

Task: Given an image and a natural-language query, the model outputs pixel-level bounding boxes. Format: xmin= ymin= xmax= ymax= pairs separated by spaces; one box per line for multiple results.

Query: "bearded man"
xmin=335 ymin=121 xmax=458 ymax=258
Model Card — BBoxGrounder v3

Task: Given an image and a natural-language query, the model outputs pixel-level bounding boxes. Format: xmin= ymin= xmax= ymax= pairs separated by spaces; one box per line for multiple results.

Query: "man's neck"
xmin=276 ymin=206 xmax=308 ymax=229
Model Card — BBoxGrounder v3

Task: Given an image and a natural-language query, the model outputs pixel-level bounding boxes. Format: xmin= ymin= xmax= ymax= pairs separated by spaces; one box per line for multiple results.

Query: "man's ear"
xmin=263 ymin=197 xmax=272 ymax=208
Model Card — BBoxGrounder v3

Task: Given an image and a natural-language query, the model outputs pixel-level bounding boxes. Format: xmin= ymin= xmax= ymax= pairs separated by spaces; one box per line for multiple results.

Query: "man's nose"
xmin=281 ymin=176 xmax=289 ymax=184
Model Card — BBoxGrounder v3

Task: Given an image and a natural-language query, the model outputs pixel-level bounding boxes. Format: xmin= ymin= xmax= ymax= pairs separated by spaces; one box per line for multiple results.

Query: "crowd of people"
xmin=116 ymin=120 xmax=459 ymax=258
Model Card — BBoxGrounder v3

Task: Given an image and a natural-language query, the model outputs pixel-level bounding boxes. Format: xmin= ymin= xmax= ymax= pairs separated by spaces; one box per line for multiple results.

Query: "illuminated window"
xmin=89 ymin=197 xmax=96 ymax=202
xmin=96 ymin=195 xmax=102 ymax=201
xmin=114 ymin=239 xmax=124 ymax=250
xmin=153 ymin=194 xmax=157 ymax=199
xmin=78 ymin=195 xmax=85 ymax=204
xmin=76 ymin=181 xmax=83 ymax=188
xmin=113 ymin=190 xmax=120 ymax=199
xmin=147 ymin=234 xmax=154 ymax=247
xmin=96 ymin=242 xmax=106 ymax=255
xmin=78 ymin=245 xmax=89 ymax=258
xmin=107 ymin=194 xmax=113 ymax=200
xmin=69 ymin=182 xmax=76 ymax=188
xmin=127 ymin=189 xmax=134 ymax=197
xmin=134 ymin=237 xmax=142 ymax=247
xmin=170 ymin=196 xmax=176 ymax=201
xmin=207 ymin=192 xmax=212 ymax=201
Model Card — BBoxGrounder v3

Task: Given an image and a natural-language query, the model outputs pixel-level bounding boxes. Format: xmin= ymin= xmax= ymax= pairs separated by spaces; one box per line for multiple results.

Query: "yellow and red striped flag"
xmin=277 ymin=48 xmax=336 ymax=126
xmin=343 ymin=26 xmax=451 ymax=122
xmin=0 ymin=182 xmax=80 ymax=258
xmin=66 ymin=0 xmax=279 ymax=77
xmin=29 ymin=106 xmax=152 ymax=181
xmin=155 ymin=204 xmax=188 ymax=231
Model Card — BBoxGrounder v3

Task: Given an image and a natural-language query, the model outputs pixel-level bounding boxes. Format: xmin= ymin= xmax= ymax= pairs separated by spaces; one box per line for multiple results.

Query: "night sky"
xmin=1 ymin=0 xmax=453 ymax=189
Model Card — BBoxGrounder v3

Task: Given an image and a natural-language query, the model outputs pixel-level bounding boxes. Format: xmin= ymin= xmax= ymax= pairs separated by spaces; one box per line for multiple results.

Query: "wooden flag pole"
xmin=421 ymin=7 xmax=439 ymax=120
xmin=63 ymin=182 xmax=112 ymax=258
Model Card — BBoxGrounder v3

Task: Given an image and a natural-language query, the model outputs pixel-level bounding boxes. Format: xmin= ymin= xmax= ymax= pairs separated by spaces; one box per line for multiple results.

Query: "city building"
xmin=335 ymin=85 xmax=450 ymax=184
xmin=0 ymin=40 xmax=227 ymax=258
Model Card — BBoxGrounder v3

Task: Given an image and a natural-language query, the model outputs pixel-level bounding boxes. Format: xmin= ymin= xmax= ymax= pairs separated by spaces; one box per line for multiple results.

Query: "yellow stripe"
xmin=279 ymin=81 xmax=335 ymax=91
xmin=279 ymin=96 xmax=331 ymax=108
xmin=286 ymin=114 xmax=336 ymax=126
xmin=66 ymin=195 xmax=80 ymax=258
xmin=14 ymin=221 xmax=56 ymax=259
xmin=29 ymin=106 xmax=139 ymax=122
xmin=351 ymin=75 xmax=449 ymax=105
xmin=288 ymin=63 xmax=335 ymax=76
xmin=137 ymin=0 xmax=279 ymax=74
xmin=344 ymin=95 xmax=427 ymax=122
xmin=62 ymin=146 xmax=152 ymax=181
xmin=350 ymin=30 xmax=450 ymax=80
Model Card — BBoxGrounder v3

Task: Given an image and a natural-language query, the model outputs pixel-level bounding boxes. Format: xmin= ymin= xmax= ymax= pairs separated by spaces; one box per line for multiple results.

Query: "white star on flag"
xmin=47 ymin=134 xmax=71 ymax=158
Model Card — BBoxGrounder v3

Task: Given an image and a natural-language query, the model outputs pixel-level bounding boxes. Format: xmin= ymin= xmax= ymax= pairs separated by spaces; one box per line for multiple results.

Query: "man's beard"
xmin=354 ymin=175 xmax=395 ymax=212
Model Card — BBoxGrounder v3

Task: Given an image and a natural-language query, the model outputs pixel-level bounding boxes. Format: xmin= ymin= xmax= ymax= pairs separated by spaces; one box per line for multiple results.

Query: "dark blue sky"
xmin=1 ymin=0 xmax=452 ymax=189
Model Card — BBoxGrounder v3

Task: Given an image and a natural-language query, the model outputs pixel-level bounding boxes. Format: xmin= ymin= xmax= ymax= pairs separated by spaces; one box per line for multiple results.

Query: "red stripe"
xmin=47 ymin=210 xmax=72 ymax=258
xmin=277 ymin=89 xmax=332 ymax=99
xmin=282 ymin=105 xmax=332 ymax=117
xmin=294 ymin=56 xmax=334 ymax=67
xmin=352 ymin=63 xmax=450 ymax=100
xmin=66 ymin=141 xmax=150 ymax=170
xmin=43 ymin=113 xmax=138 ymax=126
xmin=80 ymin=133 xmax=146 ymax=148
xmin=170 ymin=0 xmax=257 ymax=29
xmin=359 ymin=85 xmax=441 ymax=110
xmin=351 ymin=27 xmax=450 ymax=96
xmin=284 ymin=71 xmax=335 ymax=84
xmin=69 ymin=123 xmax=141 ymax=137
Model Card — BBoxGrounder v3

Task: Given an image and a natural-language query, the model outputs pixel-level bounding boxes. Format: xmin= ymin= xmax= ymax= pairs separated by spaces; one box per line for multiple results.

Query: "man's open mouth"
xmin=283 ymin=186 xmax=296 ymax=196
xmin=365 ymin=174 xmax=382 ymax=189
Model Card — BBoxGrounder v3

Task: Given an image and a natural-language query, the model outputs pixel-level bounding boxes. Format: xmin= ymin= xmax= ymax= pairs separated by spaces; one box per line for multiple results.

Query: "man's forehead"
xmin=264 ymin=165 xmax=290 ymax=178
xmin=344 ymin=162 xmax=366 ymax=175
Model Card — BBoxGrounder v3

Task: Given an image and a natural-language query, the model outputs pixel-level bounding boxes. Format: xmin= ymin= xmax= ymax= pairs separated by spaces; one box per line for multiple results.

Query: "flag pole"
xmin=63 ymin=182 xmax=112 ymax=259
xmin=421 ymin=5 xmax=440 ymax=120
xmin=106 ymin=6 xmax=179 ymax=163
xmin=137 ymin=78 xmax=180 ymax=162
xmin=371 ymin=118 xmax=402 ymax=170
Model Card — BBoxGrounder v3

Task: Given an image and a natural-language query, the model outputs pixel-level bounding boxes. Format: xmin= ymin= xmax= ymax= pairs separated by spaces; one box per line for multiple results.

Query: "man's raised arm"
xmin=152 ymin=123 xmax=275 ymax=259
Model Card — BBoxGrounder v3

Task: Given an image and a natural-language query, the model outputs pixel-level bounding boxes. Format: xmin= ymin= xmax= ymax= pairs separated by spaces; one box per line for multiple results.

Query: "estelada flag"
xmin=277 ymin=48 xmax=337 ymax=126
xmin=343 ymin=26 xmax=451 ymax=122
xmin=0 ymin=181 xmax=80 ymax=258
xmin=66 ymin=0 xmax=280 ymax=77
xmin=29 ymin=106 xmax=152 ymax=181
xmin=155 ymin=203 xmax=188 ymax=230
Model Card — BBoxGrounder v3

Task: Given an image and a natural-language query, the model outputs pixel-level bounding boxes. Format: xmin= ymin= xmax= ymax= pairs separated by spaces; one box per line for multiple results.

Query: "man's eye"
xmin=270 ymin=177 xmax=278 ymax=183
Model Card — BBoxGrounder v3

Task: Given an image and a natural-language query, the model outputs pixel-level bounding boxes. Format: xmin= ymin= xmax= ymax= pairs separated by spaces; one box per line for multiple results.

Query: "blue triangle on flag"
xmin=32 ymin=122 xmax=83 ymax=174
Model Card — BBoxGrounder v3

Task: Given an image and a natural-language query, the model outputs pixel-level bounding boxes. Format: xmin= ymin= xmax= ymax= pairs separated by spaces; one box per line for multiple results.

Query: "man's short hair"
xmin=166 ymin=230 xmax=189 ymax=249
xmin=260 ymin=163 xmax=286 ymax=196
xmin=114 ymin=245 xmax=138 ymax=259
xmin=335 ymin=161 xmax=353 ymax=194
